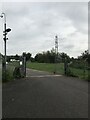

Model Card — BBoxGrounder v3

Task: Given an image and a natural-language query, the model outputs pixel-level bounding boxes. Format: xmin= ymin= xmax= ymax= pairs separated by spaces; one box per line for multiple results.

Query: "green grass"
xmin=6 ymin=65 xmax=15 ymax=81
xmin=2 ymin=61 xmax=20 ymax=82
xmin=26 ymin=62 xmax=89 ymax=80
xmin=7 ymin=61 xmax=20 ymax=66
xmin=27 ymin=62 xmax=64 ymax=74
xmin=69 ymin=67 xmax=88 ymax=79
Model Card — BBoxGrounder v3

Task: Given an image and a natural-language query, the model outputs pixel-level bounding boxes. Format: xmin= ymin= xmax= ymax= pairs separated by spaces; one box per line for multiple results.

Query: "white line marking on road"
xmin=27 ymin=75 xmax=62 ymax=78
xmin=26 ymin=68 xmax=51 ymax=73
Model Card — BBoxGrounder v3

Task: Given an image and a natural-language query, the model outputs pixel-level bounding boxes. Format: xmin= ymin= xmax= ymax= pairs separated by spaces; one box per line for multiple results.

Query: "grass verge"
xmin=2 ymin=61 xmax=20 ymax=82
xmin=26 ymin=62 xmax=89 ymax=80
xmin=27 ymin=62 xmax=64 ymax=74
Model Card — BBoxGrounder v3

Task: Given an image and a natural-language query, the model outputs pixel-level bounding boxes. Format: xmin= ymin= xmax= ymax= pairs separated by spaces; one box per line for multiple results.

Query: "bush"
xmin=13 ymin=66 xmax=21 ymax=78
xmin=66 ymin=68 xmax=77 ymax=77
xmin=2 ymin=61 xmax=24 ymax=82
xmin=69 ymin=60 xmax=88 ymax=69
xmin=2 ymin=69 xmax=14 ymax=82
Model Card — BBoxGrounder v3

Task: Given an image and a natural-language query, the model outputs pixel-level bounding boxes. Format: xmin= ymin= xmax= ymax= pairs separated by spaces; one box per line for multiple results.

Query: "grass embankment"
xmin=26 ymin=62 xmax=89 ymax=80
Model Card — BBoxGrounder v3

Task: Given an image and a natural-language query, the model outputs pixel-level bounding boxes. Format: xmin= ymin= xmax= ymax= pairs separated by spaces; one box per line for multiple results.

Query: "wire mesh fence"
xmin=54 ymin=58 xmax=89 ymax=81
xmin=2 ymin=56 xmax=26 ymax=82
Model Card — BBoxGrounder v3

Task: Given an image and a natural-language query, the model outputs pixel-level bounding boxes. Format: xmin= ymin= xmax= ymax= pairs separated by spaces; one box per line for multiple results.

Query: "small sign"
xmin=20 ymin=61 xmax=22 ymax=65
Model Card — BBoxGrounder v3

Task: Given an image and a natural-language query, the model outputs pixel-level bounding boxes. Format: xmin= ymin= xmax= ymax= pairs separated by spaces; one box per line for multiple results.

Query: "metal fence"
xmin=2 ymin=56 xmax=26 ymax=82
xmin=54 ymin=59 xmax=90 ymax=80
xmin=64 ymin=60 xmax=89 ymax=80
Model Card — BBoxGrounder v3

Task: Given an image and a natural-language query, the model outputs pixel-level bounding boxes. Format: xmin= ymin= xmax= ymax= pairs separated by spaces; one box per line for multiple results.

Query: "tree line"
xmin=2 ymin=49 xmax=89 ymax=64
xmin=34 ymin=49 xmax=70 ymax=63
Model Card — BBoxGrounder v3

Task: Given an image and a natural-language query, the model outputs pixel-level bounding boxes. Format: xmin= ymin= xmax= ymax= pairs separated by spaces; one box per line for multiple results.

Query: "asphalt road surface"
xmin=2 ymin=68 xmax=88 ymax=118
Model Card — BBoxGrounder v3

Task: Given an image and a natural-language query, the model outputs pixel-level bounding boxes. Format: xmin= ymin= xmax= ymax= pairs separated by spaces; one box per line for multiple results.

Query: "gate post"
xmin=22 ymin=56 xmax=26 ymax=77
xmin=20 ymin=56 xmax=26 ymax=78
xmin=64 ymin=58 xmax=68 ymax=75
xmin=23 ymin=56 xmax=26 ymax=77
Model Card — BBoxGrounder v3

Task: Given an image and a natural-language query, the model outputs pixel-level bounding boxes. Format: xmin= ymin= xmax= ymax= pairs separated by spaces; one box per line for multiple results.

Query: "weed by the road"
xmin=2 ymin=61 xmax=20 ymax=82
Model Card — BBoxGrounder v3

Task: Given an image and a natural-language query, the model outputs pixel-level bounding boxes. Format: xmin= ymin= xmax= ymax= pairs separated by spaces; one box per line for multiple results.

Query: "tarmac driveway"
xmin=2 ymin=68 xmax=88 ymax=118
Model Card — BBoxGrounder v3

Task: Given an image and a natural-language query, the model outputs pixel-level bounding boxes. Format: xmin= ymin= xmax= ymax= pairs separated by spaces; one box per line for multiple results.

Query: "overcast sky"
xmin=0 ymin=2 xmax=88 ymax=58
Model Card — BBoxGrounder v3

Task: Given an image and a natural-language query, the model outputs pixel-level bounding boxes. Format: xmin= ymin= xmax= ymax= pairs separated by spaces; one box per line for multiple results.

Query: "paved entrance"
xmin=2 ymin=68 xmax=88 ymax=118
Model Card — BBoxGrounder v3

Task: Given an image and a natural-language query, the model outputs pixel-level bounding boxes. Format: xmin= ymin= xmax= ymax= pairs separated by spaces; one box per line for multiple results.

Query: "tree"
xmin=34 ymin=49 xmax=70 ymax=63
xmin=22 ymin=52 xmax=32 ymax=61
xmin=78 ymin=50 xmax=88 ymax=59
xmin=35 ymin=53 xmax=44 ymax=63
xmin=15 ymin=54 xmax=20 ymax=60
xmin=59 ymin=52 xmax=70 ymax=63
xmin=26 ymin=53 xmax=31 ymax=61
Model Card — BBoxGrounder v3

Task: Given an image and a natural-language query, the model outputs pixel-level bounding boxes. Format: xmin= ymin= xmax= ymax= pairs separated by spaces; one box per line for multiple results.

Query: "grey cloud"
xmin=0 ymin=2 xmax=88 ymax=57
xmin=63 ymin=3 xmax=88 ymax=34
